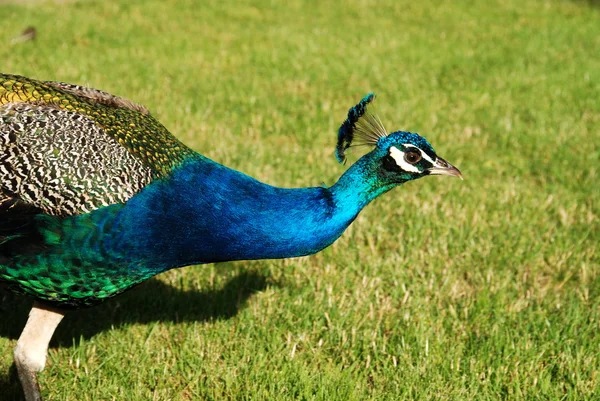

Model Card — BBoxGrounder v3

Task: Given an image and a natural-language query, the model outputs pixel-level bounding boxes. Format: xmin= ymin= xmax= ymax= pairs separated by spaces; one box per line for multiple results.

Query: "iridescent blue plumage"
xmin=2 ymin=91 xmax=462 ymax=308
xmin=4 ymin=144 xmax=411 ymax=306
xmin=1 ymin=75 xmax=462 ymax=401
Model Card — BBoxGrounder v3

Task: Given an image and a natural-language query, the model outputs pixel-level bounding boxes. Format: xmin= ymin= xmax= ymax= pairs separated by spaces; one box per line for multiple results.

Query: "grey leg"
xmin=14 ymin=302 xmax=65 ymax=401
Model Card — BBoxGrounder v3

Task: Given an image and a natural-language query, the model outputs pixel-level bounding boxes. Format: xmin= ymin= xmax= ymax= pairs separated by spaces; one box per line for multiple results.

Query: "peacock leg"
xmin=14 ymin=302 xmax=65 ymax=401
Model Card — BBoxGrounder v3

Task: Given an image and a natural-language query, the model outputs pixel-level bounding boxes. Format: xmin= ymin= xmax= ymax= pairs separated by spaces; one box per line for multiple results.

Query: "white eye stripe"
xmin=389 ymin=146 xmax=420 ymax=173
xmin=402 ymin=143 xmax=436 ymax=164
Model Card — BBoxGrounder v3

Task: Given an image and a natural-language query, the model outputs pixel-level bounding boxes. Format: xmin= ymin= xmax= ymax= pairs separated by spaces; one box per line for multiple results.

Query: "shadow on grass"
xmin=0 ymin=269 xmax=269 ymax=400
xmin=0 ymin=269 xmax=269 ymax=343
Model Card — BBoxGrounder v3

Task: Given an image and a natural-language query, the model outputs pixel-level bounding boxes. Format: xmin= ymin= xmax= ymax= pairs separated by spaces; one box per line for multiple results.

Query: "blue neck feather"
xmin=63 ymin=153 xmax=398 ymax=274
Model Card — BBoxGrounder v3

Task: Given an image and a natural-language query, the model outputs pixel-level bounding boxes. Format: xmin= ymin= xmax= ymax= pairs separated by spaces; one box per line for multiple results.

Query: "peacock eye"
xmin=404 ymin=150 xmax=422 ymax=165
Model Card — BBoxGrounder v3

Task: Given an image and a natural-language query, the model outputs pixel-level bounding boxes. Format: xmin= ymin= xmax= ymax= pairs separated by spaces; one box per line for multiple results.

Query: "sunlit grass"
xmin=0 ymin=0 xmax=599 ymax=399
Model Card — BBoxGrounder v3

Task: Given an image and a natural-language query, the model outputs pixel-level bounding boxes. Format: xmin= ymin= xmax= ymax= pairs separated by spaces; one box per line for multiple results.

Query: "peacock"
xmin=0 ymin=73 xmax=462 ymax=401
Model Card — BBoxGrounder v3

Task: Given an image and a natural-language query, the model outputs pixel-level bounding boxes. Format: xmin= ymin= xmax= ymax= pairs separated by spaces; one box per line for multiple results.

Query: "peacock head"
xmin=335 ymin=93 xmax=462 ymax=185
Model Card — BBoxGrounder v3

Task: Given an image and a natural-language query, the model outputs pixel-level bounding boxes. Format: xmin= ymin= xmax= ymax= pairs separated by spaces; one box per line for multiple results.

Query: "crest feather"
xmin=335 ymin=93 xmax=387 ymax=163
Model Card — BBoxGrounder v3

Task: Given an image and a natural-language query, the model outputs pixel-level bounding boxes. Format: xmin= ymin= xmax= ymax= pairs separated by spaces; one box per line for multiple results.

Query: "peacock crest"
xmin=335 ymin=93 xmax=388 ymax=163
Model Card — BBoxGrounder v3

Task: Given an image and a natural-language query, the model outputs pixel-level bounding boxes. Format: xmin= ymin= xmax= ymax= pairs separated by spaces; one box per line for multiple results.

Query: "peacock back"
xmin=0 ymin=73 xmax=197 ymax=217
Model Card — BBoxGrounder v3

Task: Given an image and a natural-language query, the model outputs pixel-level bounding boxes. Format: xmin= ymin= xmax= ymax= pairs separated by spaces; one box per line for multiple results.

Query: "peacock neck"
xmin=102 ymin=155 xmax=393 ymax=272
xmin=329 ymin=154 xmax=396 ymax=213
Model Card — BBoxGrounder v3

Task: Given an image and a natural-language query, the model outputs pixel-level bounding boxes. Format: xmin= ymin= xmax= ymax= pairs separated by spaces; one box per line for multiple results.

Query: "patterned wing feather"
xmin=0 ymin=73 xmax=199 ymax=216
xmin=0 ymin=73 xmax=197 ymax=175
xmin=0 ymin=103 xmax=154 ymax=216
xmin=44 ymin=81 xmax=150 ymax=115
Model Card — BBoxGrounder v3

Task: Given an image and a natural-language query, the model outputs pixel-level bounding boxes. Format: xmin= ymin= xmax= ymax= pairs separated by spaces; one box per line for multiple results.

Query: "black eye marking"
xmin=404 ymin=150 xmax=422 ymax=165
xmin=382 ymin=155 xmax=400 ymax=172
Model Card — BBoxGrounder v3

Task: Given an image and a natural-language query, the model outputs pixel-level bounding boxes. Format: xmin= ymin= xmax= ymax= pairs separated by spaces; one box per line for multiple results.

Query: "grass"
xmin=0 ymin=0 xmax=599 ymax=399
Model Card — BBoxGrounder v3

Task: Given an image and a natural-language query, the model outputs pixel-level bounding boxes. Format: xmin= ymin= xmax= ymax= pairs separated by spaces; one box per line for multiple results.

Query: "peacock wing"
xmin=0 ymin=101 xmax=156 ymax=217
xmin=0 ymin=74 xmax=197 ymax=217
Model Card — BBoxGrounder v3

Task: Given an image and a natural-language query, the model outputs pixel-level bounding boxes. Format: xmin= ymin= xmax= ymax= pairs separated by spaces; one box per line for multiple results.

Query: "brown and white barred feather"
xmin=45 ymin=81 xmax=150 ymax=115
xmin=0 ymin=103 xmax=153 ymax=217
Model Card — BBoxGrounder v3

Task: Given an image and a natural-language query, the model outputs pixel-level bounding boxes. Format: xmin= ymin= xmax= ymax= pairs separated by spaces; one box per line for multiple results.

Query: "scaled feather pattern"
xmin=0 ymin=74 xmax=459 ymax=308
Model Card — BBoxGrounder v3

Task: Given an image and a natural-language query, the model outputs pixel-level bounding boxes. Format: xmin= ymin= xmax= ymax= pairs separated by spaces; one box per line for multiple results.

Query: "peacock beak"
xmin=428 ymin=157 xmax=463 ymax=180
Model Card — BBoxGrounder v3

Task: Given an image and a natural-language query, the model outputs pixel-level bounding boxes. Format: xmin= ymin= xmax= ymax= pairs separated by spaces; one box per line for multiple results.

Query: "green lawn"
xmin=1 ymin=0 xmax=599 ymax=399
